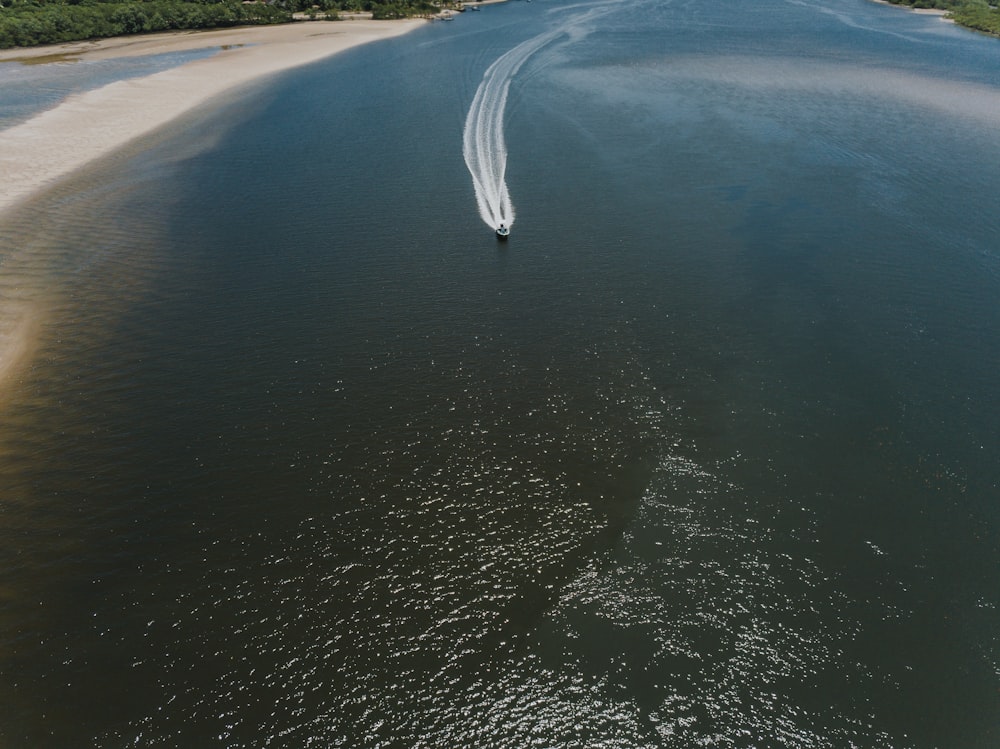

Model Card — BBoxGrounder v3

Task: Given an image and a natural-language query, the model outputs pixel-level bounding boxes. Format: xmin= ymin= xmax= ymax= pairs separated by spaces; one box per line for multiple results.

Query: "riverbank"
xmin=0 ymin=19 xmax=424 ymax=403
xmin=869 ymin=0 xmax=950 ymax=21
xmin=871 ymin=0 xmax=1000 ymax=37
xmin=0 ymin=19 xmax=423 ymax=216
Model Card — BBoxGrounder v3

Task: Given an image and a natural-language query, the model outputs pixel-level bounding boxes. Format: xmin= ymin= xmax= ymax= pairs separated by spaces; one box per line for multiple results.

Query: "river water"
xmin=1 ymin=0 xmax=999 ymax=746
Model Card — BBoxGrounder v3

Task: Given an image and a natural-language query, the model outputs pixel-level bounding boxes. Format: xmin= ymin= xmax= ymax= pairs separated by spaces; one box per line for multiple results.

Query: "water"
xmin=2 ymin=1 xmax=999 ymax=746
xmin=462 ymin=26 xmax=552 ymax=230
xmin=0 ymin=48 xmax=221 ymax=131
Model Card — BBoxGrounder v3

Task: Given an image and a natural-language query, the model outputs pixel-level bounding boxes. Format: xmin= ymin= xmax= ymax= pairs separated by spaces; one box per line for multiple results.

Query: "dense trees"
xmin=0 ymin=0 xmax=290 ymax=48
xmin=883 ymin=0 xmax=1000 ymax=35
xmin=281 ymin=0 xmax=438 ymax=17
xmin=1 ymin=0 xmax=997 ymax=50
xmin=0 ymin=0 xmax=442 ymax=48
xmin=942 ymin=1 xmax=1000 ymax=35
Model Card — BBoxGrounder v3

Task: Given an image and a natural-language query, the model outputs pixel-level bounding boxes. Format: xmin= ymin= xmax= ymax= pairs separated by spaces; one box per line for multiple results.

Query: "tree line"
xmin=0 ymin=0 xmax=440 ymax=48
xmin=1 ymin=0 xmax=997 ymax=50
xmin=883 ymin=0 xmax=1000 ymax=36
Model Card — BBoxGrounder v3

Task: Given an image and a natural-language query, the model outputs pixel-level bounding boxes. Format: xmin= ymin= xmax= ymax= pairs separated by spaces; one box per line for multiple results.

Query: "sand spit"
xmin=0 ymin=20 xmax=423 ymax=216
xmin=0 ymin=20 xmax=424 ymax=402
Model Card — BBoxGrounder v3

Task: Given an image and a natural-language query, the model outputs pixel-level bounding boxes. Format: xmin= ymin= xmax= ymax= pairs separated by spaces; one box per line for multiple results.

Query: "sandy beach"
xmin=869 ymin=0 xmax=952 ymax=19
xmin=0 ymin=19 xmax=426 ymax=402
xmin=0 ymin=19 xmax=423 ymax=216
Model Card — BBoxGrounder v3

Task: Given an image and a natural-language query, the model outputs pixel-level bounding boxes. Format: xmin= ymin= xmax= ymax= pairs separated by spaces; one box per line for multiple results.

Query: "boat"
xmin=496 ymin=223 xmax=510 ymax=239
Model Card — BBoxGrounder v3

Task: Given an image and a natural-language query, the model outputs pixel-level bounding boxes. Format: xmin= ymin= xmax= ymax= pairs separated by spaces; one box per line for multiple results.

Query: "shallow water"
xmin=0 ymin=48 xmax=220 ymax=131
xmin=1 ymin=1 xmax=999 ymax=746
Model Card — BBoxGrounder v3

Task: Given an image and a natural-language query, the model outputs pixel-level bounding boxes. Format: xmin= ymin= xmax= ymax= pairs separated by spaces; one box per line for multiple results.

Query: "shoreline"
xmin=0 ymin=19 xmax=423 ymax=217
xmin=868 ymin=0 xmax=953 ymax=21
xmin=0 ymin=19 xmax=424 ymax=404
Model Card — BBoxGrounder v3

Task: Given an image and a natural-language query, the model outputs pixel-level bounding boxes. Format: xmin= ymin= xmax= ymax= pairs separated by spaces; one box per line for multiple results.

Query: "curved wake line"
xmin=463 ymin=29 xmax=563 ymax=231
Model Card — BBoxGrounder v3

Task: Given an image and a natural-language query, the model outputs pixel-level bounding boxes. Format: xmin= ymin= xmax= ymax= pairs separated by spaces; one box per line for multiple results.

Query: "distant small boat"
xmin=496 ymin=223 xmax=510 ymax=239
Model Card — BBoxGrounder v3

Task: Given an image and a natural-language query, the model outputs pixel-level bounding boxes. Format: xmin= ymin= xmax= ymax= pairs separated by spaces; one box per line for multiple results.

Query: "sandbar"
xmin=0 ymin=19 xmax=425 ymax=404
xmin=0 ymin=19 xmax=423 ymax=216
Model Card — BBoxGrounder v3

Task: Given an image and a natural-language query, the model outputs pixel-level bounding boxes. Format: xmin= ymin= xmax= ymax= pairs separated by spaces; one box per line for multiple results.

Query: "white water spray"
xmin=463 ymin=29 xmax=563 ymax=232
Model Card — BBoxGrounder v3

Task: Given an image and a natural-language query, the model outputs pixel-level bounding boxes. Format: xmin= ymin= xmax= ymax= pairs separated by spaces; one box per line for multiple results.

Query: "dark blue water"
xmin=1 ymin=1 xmax=999 ymax=746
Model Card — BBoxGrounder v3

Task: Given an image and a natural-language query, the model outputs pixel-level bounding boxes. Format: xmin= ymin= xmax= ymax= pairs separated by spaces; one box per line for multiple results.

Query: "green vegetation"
xmin=0 ymin=0 xmax=444 ymax=49
xmin=308 ymin=0 xmax=440 ymax=21
xmin=3 ymin=0 xmax=997 ymax=51
xmin=946 ymin=1 xmax=1000 ymax=35
xmin=0 ymin=0 xmax=289 ymax=48
xmin=883 ymin=0 xmax=1000 ymax=36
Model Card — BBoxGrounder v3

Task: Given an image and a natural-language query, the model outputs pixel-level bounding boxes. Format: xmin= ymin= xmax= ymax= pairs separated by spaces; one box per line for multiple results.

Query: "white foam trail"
xmin=462 ymin=3 xmax=620 ymax=232
xmin=463 ymin=29 xmax=563 ymax=231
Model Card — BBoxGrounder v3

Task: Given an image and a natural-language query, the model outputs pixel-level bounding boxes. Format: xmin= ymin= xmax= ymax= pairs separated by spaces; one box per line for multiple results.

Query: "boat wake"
xmin=463 ymin=29 xmax=563 ymax=233
xmin=463 ymin=2 xmax=620 ymax=233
